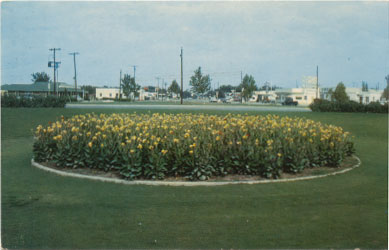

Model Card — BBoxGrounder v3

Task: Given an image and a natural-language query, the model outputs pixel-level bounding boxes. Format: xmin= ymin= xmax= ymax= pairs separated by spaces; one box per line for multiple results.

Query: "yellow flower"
xmin=130 ymin=149 xmax=135 ymax=154
xmin=189 ymin=150 xmax=194 ymax=155
xmin=88 ymin=142 xmax=93 ymax=148
xmin=121 ymin=142 xmax=125 ymax=147
xmin=161 ymin=149 xmax=168 ymax=155
xmin=173 ymin=138 xmax=179 ymax=143
xmin=149 ymin=145 xmax=154 ymax=150
xmin=216 ymin=136 xmax=220 ymax=141
xmin=237 ymin=141 xmax=241 ymax=145
xmin=100 ymin=143 xmax=104 ymax=148
xmin=137 ymin=144 xmax=143 ymax=149
xmin=72 ymin=135 xmax=78 ymax=141
xmin=277 ymin=153 xmax=282 ymax=157
xmin=87 ymin=132 xmax=91 ymax=137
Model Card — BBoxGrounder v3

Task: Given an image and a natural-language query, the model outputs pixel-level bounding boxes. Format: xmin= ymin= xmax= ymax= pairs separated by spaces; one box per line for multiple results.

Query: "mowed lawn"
xmin=1 ymin=107 xmax=387 ymax=249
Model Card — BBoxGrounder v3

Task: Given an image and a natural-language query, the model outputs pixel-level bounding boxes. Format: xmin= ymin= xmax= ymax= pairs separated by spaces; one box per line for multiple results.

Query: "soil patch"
xmin=38 ymin=156 xmax=359 ymax=183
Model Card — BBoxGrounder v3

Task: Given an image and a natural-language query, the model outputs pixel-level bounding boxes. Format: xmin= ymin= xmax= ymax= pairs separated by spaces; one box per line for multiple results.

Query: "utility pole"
xmin=164 ymin=81 xmax=167 ymax=101
xmin=240 ymin=71 xmax=243 ymax=103
xmin=131 ymin=65 xmax=138 ymax=82
xmin=49 ymin=48 xmax=61 ymax=96
xmin=316 ymin=65 xmax=319 ymax=99
xmin=180 ymin=47 xmax=184 ymax=104
xmin=156 ymin=77 xmax=160 ymax=100
xmin=119 ymin=70 xmax=122 ymax=99
xmin=162 ymin=78 xmax=164 ymax=101
xmin=69 ymin=52 xmax=79 ymax=99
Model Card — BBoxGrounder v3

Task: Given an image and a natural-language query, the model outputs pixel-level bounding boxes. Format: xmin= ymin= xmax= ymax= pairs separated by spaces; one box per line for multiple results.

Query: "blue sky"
xmin=1 ymin=1 xmax=388 ymax=90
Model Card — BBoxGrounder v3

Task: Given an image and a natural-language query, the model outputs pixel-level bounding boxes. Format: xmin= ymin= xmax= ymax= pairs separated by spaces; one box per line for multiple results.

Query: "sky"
xmin=1 ymin=1 xmax=388 ymax=90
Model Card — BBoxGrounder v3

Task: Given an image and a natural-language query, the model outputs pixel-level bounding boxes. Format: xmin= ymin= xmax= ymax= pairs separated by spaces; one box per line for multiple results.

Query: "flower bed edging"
xmin=31 ymin=155 xmax=361 ymax=186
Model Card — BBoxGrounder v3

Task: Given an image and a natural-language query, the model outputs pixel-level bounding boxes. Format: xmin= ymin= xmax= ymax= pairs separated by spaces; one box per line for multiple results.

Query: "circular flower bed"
xmin=33 ymin=113 xmax=355 ymax=181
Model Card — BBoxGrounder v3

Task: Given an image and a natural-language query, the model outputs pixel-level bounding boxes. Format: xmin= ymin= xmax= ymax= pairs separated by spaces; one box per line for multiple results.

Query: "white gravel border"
xmin=31 ymin=155 xmax=361 ymax=186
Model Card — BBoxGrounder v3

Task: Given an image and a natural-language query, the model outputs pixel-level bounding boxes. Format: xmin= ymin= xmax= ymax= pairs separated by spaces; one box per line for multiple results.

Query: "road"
xmin=66 ymin=103 xmax=311 ymax=112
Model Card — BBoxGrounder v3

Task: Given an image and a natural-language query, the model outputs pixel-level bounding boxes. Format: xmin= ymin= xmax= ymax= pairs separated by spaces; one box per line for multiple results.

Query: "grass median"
xmin=1 ymin=107 xmax=387 ymax=249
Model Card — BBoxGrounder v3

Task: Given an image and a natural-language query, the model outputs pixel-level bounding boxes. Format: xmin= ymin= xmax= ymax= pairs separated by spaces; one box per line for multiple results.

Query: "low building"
xmin=346 ymin=88 xmax=383 ymax=104
xmin=320 ymin=87 xmax=384 ymax=104
xmin=275 ymin=87 xmax=318 ymax=106
xmin=250 ymin=90 xmax=277 ymax=103
xmin=95 ymin=87 xmax=122 ymax=99
xmin=139 ymin=86 xmax=158 ymax=101
xmin=1 ymin=81 xmax=82 ymax=96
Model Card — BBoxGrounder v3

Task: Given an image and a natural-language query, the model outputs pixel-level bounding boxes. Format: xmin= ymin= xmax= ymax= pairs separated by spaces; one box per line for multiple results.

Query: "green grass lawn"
xmin=1 ymin=107 xmax=387 ymax=249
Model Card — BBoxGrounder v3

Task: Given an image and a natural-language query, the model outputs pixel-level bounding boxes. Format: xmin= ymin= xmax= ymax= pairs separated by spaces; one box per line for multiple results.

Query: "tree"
xmin=382 ymin=75 xmax=389 ymax=100
xmin=189 ymin=67 xmax=211 ymax=97
xmin=333 ymin=82 xmax=349 ymax=102
xmin=362 ymin=81 xmax=369 ymax=92
xmin=240 ymin=74 xmax=257 ymax=101
xmin=327 ymin=88 xmax=335 ymax=101
xmin=81 ymin=85 xmax=96 ymax=95
xmin=168 ymin=80 xmax=180 ymax=97
xmin=182 ymin=90 xmax=192 ymax=99
xmin=31 ymin=72 xmax=50 ymax=83
xmin=121 ymin=74 xmax=140 ymax=100
xmin=219 ymin=85 xmax=235 ymax=93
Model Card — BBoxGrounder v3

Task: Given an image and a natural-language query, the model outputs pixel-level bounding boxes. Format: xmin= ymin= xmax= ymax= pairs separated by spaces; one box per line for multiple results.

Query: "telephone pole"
xmin=156 ymin=77 xmax=160 ymax=100
xmin=119 ymin=70 xmax=122 ymax=99
xmin=49 ymin=48 xmax=61 ymax=96
xmin=131 ymin=65 xmax=138 ymax=82
xmin=164 ymin=81 xmax=167 ymax=101
xmin=180 ymin=47 xmax=183 ymax=104
xmin=316 ymin=65 xmax=319 ymax=99
xmin=69 ymin=52 xmax=79 ymax=99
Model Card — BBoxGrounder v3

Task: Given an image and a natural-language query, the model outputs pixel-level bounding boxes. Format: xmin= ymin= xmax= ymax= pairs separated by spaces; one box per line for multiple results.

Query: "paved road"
xmin=66 ymin=103 xmax=311 ymax=112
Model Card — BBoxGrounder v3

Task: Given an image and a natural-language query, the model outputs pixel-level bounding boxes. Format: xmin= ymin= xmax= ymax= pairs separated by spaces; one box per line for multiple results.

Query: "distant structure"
xmin=1 ymin=81 xmax=81 ymax=97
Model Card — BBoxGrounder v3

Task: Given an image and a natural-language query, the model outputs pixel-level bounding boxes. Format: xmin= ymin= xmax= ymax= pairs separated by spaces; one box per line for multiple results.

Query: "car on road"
xmin=282 ymin=97 xmax=298 ymax=106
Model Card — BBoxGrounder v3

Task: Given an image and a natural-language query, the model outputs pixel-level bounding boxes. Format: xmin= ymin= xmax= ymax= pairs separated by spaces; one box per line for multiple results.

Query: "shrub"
xmin=310 ymin=99 xmax=388 ymax=113
xmin=1 ymin=95 xmax=69 ymax=108
xmin=33 ymin=113 xmax=355 ymax=181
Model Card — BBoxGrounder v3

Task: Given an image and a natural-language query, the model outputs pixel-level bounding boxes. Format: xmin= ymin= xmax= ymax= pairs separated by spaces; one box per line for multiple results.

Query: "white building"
xmin=345 ymin=88 xmax=383 ymax=104
xmin=275 ymin=87 xmax=319 ymax=106
xmin=250 ymin=90 xmax=277 ymax=103
xmin=139 ymin=88 xmax=158 ymax=101
xmin=96 ymin=88 xmax=122 ymax=99
xmin=321 ymin=87 xmax=384 ymax=104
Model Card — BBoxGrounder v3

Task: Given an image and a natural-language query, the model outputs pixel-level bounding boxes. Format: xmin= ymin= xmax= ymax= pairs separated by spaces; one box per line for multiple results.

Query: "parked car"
xmin=210 ymin=97 xmax=217 ymax=103
xmin=218 ymin=98 xmax=227 ymax=103
xmin=282 ymin=97 xmax=298 ymax=106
